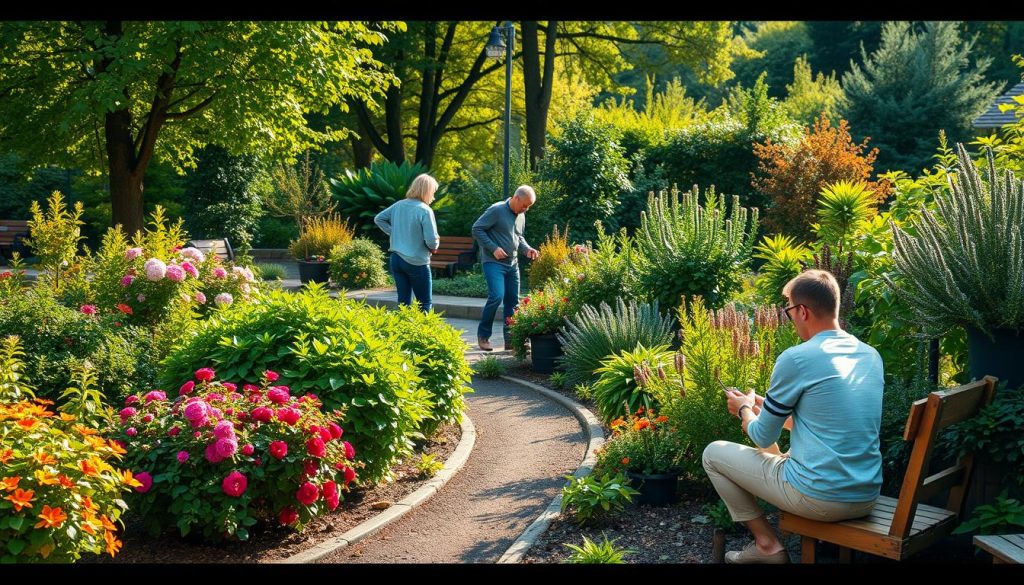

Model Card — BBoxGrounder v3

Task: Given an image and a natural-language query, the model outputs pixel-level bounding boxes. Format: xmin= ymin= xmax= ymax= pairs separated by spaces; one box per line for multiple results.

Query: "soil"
xmin=94 ymin=423 xmax=460 ymax=563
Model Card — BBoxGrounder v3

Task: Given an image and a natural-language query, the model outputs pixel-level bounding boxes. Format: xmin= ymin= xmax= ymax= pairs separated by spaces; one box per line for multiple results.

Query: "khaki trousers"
xmin=702 ymin=440 xmax=876 ymax=523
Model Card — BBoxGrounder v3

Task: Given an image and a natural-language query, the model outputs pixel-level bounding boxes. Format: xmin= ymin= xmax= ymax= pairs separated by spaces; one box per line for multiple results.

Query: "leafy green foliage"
xmin=635 ymin=187 xmax=758 ymax=311
xmin=731 ymin=22 xmax=814 ymax=95
xmin=415 ymin=453 xmax=445 ymax=478
xmin=329 ymin=161 xmax=446 ymax=236
xmin=555 ymin=225 xmax=643 ymax=312
xmin=328 ymin=238 xmax=389 ymax=290
xmin=954 ymin=491 xmax=1024 ymax=536
xmin=948 ymin=387 xmax=1024 ymax=492
xmin=507 ymin=285 xmax=575 ymax=361
xmin=0 ymin=335 xmax=34 ymax=401
xmin=431 ymin=271 xmax=488 ymax=298
xmin=704 ymin=500 xmax=737 ymax=532
xmin=548 ymin=372 xmax=568 ymax=389
xmin=542 ymin=113 xmax=633 ymax=243
xmin=878 ymin=377 xmax=935 ymax=496
xmin=160 ymin=287 xmax=435 ymax=483
xmin=473 ymin=356 xmax=506 ymax=380
xmin=254 ymin=263 xmax=288 ymax=281
xmin=596 ymin=408 xmax=685 ymax=476
xmin=752 ymin=234 xmax=813 ymax=305
xmin=288 ymin=214 xmax=355 ymax=261
xmin=528 ymin=225 xmax=578 ymax=291
xmin=814 ymin=180 xmax=879 ymax=250
xmin=560 ymin=472 xmax=639 ymax=525
xmin=574 ymin=383 xmax=594 ymax=402
xmin=557 ymin=298 xmax=675 ymax=388
xmin=841 ymin=21 xmax=1000 ymax=173
xmin=592 ymin=344 xmax=674 ymax=424
xmin=783 ymin=55 xmax=843 ymax=125
xmin=563 ymin=534 xmax=634 ymax=564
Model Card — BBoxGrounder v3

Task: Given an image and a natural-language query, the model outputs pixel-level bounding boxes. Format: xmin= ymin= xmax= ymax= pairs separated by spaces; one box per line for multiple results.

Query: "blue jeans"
xmin=478 ymin=261 xmax=520 ymax=342
xmin=390 ymin=253 xmax=432 ymax=312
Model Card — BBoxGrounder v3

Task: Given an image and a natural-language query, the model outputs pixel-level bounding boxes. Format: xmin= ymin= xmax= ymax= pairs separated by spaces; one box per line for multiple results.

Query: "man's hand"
xmin=725 ymin=387 xmax=756 ymax=418
xmin=493 ymin=248 xmax=508 ymax=260
xmin=526 ymin=247 xmax=539 ymax=260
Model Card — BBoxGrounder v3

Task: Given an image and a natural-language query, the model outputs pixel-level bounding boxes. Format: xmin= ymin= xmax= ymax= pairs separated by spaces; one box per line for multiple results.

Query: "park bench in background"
xmin=973 ymin=534 xmax=1024 ymax=564
xmin=780 ymin=375 xmax=998 ymax=563
xmin=186 ymin=238 xmax=234 ymax=263
xmin=0 ymin=220 xmax=30 ymax=262
xmin=429 ymin=236 xmax=476 ymax=278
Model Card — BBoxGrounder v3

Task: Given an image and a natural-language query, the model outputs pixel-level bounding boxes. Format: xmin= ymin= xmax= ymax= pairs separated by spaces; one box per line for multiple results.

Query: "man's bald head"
xmin=511 ymin=185 xmax=536 ymax=213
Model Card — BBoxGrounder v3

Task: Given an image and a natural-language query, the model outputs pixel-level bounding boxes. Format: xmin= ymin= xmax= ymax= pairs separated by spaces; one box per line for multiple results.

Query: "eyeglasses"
xmin=783 ymin=304 xmax=805 ymax=321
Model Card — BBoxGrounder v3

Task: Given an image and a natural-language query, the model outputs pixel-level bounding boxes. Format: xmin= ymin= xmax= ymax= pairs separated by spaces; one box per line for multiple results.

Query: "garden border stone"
xmin=276 ymin=413 xmax=477 ymax=564
xmin=495 ymin=375 xmax=605 ymax=564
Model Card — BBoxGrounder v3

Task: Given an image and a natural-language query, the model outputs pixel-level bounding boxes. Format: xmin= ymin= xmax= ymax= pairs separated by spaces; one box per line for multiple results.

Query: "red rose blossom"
xmin=221 ymin=471 xmax=247 ymax=497
xmin=269 ymin=441 xmax=288 ymax=460
xmin=279 ymin=506 xmax=298 ymax=526
xmin=306 ymin=437 xmax=326 ymax=458
xmin=296 ymin=481 xmax=319 ymax=506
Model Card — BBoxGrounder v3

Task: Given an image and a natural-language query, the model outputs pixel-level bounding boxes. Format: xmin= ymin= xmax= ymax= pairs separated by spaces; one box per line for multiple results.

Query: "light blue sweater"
xmin=374 ymin=198 xmax=440 ymax=266
xmin=747 ymin=329 xmax=884 ymax=502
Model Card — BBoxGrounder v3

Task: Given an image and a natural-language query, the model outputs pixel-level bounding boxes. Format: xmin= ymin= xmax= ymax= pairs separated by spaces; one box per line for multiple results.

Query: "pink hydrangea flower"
xmin=213 ymin=267 xmax=228 ymax=279
xmin=80 ymin=304 xmax=97 ymax=315
xmin=343 ymin=441 xmax=355 ymax=460
xmin=194 ymin=368 xmax=216 ymax=382
xmin=276 ymin=407 xmax=301 ymax=425
xmin=243 ymin=384 xmax=259 ymax=393
xmin=317 ymin=427 xmax=332 ymax=443
xmin=120 ymin=274 xmax=135 ymax=287
xmin=177 ymin=451 xmax=190 ymax=464
xmin=215 ymin=437 xmax=238 ymax=458
xmin=194 ymin=291 xmax=207 ymax=304
xmin=327 ymin=422 xmax=343 ymax=440
xmin=183 ymin=401 xmax=207 ymax=421
xmin=179 ymin=247 xmax=206 ymax=263
xmin=134 ymin=471 xmax=153 ymax=493
xmin=125 ymin=247 xmax=144 ymax=260
xmin=179 ymin=380 xmax=195 ymax=396
xmin=165 ymin=264 xmax=185 ymax=282
xmin=119 ymin=407 xmax=137 ymax=422
xmin=213 ymin=420 xmax=235 ymax=439
xmin=126 ymin=427 xmax=137 ymax=437
xmin=124 ymin=395 xmax=139 ymax=406
xmin=144 ymin=258 xmax=167 ymax=281
xmin=222 ymin=471 xmax=247 ymax=497
xmin=214 ymin=293 xmax=233 ymax=307
xmin=169 ymin=427 xmax=181 ymax=437
xmin=181 ymin=261 xmax=200 ymax=278
xmin=342 ymin=466 xmax=356 ymax=486
xmin=205 ymin=443 xmax=225 ymax=463
xmin=306 ymin=437 xmax=326 ymax=458
xmin=144 ymin=390 xmax=167 ymax=404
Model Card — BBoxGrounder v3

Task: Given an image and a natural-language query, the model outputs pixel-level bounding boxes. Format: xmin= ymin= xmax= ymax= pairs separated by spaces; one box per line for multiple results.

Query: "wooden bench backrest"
xmin=187 ymin=238 xmax=234 ymax=262
xmin=890 ymin=375 xmax=998 ymax=538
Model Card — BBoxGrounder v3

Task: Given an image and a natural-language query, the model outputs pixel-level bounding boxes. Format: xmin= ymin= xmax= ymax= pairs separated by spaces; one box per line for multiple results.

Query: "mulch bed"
xmin=502 ymin=357 xmax=982 ymax=564
xmin=94 ymin=423 xmax=461 ymax=564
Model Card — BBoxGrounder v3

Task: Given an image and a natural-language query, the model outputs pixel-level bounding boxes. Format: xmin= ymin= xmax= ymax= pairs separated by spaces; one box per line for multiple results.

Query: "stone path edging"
xmin=495 ymin=375 xmax=605 ymax=564
xmin=277 ymin=413 xmax=477 ymax=564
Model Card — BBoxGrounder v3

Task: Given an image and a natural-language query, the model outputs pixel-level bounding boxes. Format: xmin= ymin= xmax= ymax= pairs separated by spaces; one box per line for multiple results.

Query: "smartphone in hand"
xmin=716 ymin=374 xmax=732 ymax=394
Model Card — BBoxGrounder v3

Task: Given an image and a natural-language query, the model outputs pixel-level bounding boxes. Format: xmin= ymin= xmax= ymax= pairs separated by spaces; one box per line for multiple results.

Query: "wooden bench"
xmin=186 ymin=238 xmax=234 ymax=263
xmin=429 ymin=236 xmax=476 ymax=278
xmin=974 ymin=534 xmax=1024 ymax=564
xmin=780 ymin=375 xmax=999 ymax=563
xmin=0 ymin=220 xmax=30 ymax=261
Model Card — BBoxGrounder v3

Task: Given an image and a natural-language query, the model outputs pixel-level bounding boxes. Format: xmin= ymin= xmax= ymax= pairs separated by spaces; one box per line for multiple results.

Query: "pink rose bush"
xmin=119 ymin=369 xmax=358 ymax=541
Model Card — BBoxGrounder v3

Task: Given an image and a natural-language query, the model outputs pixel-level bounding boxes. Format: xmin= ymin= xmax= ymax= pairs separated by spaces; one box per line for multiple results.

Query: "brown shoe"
xmin=724 ymin=542 xmax=790 ymax=564
xmin=477 ymin=338 xmax=493 ymax=352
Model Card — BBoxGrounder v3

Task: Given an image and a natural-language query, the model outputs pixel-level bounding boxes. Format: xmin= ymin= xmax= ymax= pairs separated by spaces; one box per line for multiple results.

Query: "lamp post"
xmin=486 ymin=22 xmax=514 ymax=199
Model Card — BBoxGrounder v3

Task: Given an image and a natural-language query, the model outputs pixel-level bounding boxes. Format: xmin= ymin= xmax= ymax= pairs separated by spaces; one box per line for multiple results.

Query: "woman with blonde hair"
xmin=374 ymin=173 xmax=440 ymax=312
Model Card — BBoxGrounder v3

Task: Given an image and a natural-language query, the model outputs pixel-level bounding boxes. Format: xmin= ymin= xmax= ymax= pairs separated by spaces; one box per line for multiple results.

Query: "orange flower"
xmin=0 ymin=449 xmax=13 ymax=464
xmin=34 ymin=470 xmax=60 ymax=486
xmin=99 ymin=514 xmax=118 ymax=532
xmin=1 ymin=476 xmax=19 ymax=491
xmin=633 ymin=419 xmax=651 ymax=431
xmin=655 ymin=415 xmax=669 ymax=423
xmin=58 ymin=412 xmax=76 ymax=422
xmin=106 ymin=440 xmax=126 ymax=455
xmin=621 ymin=457 xmax=630 ymax=465
xmin=79 ymin=457 xmax=108 ymax=477
xmin=35 ymin=398 xmax=54 ymax=406
xmin=34 ymin=505 xmax=67 ymax=529
xmin=5 ymin=488 xmax=34 ymax=512
xmin=81 ymin=495 xmax=96 ymax=511
xmin=57 ymin=474 xmax=76 ymax=489
xmin=16 ymin=419 xmax=38 ymax=430
xmin=103 ymin=529 xmax=122 ymax=557
xmin=85 ymin=435 xmax=108 ymax=451
xmin=74 ymin=424 xmax=100 ymax=436
xmin=117 ymin=470 xmax=143 ymax=489
xmin=33 ymin=452 xmax=57 ymax=465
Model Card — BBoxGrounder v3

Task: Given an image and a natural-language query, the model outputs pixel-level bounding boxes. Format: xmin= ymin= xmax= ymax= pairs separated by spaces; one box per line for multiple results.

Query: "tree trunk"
xmin=521 ymin=21 xmax=557 ymax=170
xmin=105 ymin=106 xmax=145 ymax=236
xmin=350 ymin=132 xmax=374 ymax=168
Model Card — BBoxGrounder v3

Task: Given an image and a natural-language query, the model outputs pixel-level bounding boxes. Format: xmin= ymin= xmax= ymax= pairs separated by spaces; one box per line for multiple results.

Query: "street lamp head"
xmin=485 ymin=27 xmax=506 ymax=59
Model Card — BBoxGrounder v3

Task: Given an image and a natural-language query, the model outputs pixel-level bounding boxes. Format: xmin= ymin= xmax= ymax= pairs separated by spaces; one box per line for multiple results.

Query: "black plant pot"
xmin=529 ymin=333 xmax=564 ymax=374
xmin=966 ymin=327 xmax=1024 ymax=389
xmin=297 ymin=260 xmax=330 ymax=285
xmin=627 ymin=471 xmax=680 ymax=506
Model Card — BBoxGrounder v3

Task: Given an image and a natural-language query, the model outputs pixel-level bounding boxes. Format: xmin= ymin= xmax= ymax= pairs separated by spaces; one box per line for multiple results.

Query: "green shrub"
xmin=947 ymin=386 xmax=1024 ymax=494
xmin=953 ymin=491 xmax=1024 ymax=536
xmin=160 ymin=287 xmax=432 ymax=483
xmin=329 ymin=160 xmax=447 ymax=236
xmin=288 ymin=214 xmax=355 ymax=261
xmin=557 ymin=298 xmax=675 ymax=387
xmin=704 ymin=500 xmax=737 ymax=532
xmin=752 ymin=234 xmax=813 ymax=306
xmin=560 ymin=472 xmax=639 ymax=525
xmin=473 ymin=356 xmax=506 ymax=379
xmin=328 ymin=238 xmax=389 ymax=290
xmin=254 ymin=263 xmax=287 ymax=281
xmin=878 ymin=377 xmax=935 ymax=496
xmin=528 ymin=225 xmax=576 ymax=291
xmin=367 ymin=304 xmax=472 ymax=437
xmin=119 ymin=371 xmax=357 ymax=542
xmin=592 ymin=344 xmax=674 ymax=424
xmin=563 ymin=534 xmax=634 ymax=564
xmin=432 ymin=271 xmax=489 ymax=298
xmin=415 ymin=453 xmax=445 ymax=478
xmin=548 ymin=372 xmax=568 ymax=389
xmin=573 ymin=383 xmax=593 ymax=402
xmin=635 ymin=187 xmax=758 ymax=312
xmin=555 ymin=224 xmax=643 ymax=312
xmin=183 ymin=145 xmax=268 ymax=257
xmin=595 ymin=407 xmax=685 ymax=476
xmin=0 ymin=337 xmax=133 ymax=562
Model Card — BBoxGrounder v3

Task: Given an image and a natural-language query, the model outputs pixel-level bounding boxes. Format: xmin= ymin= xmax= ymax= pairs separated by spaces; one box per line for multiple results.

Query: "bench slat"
xmin=974 ymin=535 xmax=1024 ymax=563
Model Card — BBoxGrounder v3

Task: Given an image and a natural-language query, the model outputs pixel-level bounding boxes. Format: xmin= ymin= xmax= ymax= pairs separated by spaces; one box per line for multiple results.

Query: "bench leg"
xmin=838 ymin=546 xmax=853 ymax=564
xmin=801 ymin=536 xmax=816 ymax=564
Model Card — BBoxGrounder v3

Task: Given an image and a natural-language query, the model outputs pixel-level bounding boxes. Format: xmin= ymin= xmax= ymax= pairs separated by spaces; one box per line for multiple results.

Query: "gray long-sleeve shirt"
xmin=471 ymin=199 xmax=532 ymax=267
xmin=374 ymin=198 xmax=440 ymax=266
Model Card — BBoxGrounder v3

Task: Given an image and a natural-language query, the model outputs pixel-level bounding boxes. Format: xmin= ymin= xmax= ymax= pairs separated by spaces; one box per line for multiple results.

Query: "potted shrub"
xmin=887 ymin=145 xmax=1024 ymax=387
xmin=596 ymin=407 xmax=686 ymax=506
xmin=506 ymin=284 xmax=575 ymax=374
xmin=289 ymin=214 xmax=354 ymax=285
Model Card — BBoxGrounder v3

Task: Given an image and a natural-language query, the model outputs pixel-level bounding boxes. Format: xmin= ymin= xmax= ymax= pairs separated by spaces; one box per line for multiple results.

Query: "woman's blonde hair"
xmin=406 ymin=173 xmax=439 ymax=204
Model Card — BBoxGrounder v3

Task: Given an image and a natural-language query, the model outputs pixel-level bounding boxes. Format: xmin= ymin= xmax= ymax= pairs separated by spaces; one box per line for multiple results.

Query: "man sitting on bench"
xmin=702 ymin=269 xmax=884 ymax=564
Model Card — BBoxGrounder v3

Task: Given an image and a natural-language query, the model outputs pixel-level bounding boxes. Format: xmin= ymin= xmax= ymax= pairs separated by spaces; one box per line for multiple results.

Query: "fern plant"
xmin=887 ymin=145 xmax=1024 ymax=337
xmin=636 ymin=185 xmax=758 ymax=311
xmin=753 ymin=234 xmax=813 ymax=305
xmin=329 ymin=160 xmax=447 ymax=235
xmin=563 ymin=534 xmax=634 ymax=564
xmin=557 ymin=298 xmax=675 ymax=387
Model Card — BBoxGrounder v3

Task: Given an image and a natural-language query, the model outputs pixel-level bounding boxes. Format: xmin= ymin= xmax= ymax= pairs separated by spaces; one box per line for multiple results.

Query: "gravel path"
xmin=319 ymin=376 xmax=587 ymax=563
